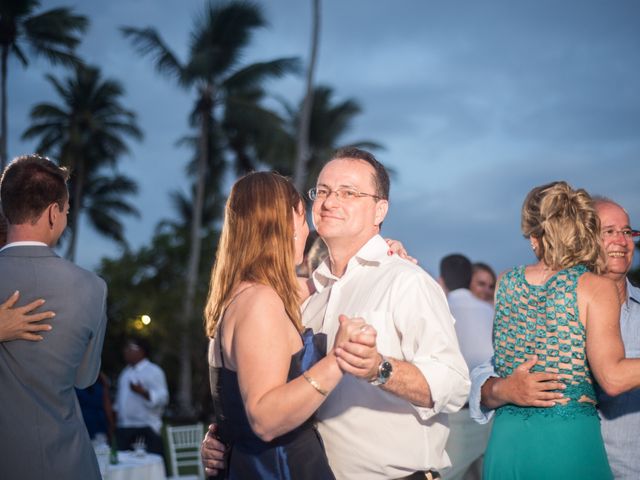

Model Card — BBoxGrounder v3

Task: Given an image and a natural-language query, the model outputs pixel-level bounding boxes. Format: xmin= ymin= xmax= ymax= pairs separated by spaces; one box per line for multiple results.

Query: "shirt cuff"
xmin=469 ymin=366 xmax=498 ymax=424
xmin=412 ymin=361 xmax=470 ymax=420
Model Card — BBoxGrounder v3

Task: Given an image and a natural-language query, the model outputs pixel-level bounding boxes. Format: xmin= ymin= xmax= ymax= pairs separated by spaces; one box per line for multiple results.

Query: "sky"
xmin=7 ymin=0 xmax=640 ymax=276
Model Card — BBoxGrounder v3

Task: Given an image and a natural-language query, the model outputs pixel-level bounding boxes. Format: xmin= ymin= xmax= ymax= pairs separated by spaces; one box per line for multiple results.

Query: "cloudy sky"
xmin=8 ymin=0 xmax=640 ymax=276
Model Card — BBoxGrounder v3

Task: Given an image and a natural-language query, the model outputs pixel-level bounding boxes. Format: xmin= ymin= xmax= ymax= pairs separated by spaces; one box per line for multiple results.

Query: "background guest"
xmin=470 ymin=262 xmax=496 ymax=304
xmin=476 ymin=182 xmax=640 ymax=478
xmin=470 ymin=196 xmax=640 ymax=479
xmin=439 ymin=254 xmax=494 ymax=480
xmin=77 ymin=371 xmax=116 ymax=442
xmin=115 ymin=336 xmax=168 ymax=455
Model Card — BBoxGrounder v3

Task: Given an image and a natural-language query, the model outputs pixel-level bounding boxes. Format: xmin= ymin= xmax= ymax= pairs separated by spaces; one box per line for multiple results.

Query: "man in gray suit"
xmin=0 ymin=154 xmax=108 ymax=479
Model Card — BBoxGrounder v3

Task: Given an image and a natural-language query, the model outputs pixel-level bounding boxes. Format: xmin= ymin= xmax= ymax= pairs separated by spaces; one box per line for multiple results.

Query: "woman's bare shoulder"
xmin=228 ymin=283 xmax=286 ymax=326
xmin=578 ymin=272 xmax=618 ymax=300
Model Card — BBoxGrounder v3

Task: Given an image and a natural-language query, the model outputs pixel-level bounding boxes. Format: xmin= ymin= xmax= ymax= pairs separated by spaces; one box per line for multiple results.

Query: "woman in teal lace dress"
xmin=483 ymin=181 xmax=640 ymax=479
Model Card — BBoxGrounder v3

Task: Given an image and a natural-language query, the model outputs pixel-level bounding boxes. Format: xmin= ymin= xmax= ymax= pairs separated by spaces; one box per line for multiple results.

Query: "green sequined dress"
xmin=483 ymin=265 xmax=612 ymax=479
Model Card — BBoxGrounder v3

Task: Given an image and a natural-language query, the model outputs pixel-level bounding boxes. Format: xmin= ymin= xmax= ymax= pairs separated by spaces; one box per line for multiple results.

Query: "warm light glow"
xmin=141 ymin=315 xmax=151 ymax=325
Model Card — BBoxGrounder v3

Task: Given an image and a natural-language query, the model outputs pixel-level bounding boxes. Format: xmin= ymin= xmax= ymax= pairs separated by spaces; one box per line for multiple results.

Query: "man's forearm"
xmin=480 ymin=376 xmax=508 ymax=410
xmin=380 ymin=358 xmax=433 ymax=408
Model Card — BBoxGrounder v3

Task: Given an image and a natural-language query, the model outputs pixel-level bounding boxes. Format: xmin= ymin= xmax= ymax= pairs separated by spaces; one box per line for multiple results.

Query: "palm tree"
xmin=22 ymin=64 xmax=143 ymax=260
xmin=122 ymin=0 xmax=299 ymax=415
xmin=80 ymin=172 xmax=140 ymax=249
xmin=221 ymin=76 xmax=292 ymax=175
xmin=293 ymin=0 xmax=321 ymax=191
xmin=0 ymin=0 xmax=88 ymax=169
xmin=269 ymin=85 xmax=383 ymax=194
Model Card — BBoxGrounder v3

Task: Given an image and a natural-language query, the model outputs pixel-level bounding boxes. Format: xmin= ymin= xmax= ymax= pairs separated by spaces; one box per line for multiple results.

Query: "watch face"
xmin=380 ymin=360 xmax=392 ymax=379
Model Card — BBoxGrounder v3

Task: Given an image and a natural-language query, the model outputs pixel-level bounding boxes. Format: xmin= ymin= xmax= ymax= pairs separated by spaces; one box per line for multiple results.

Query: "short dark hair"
xmin=127 ymin=336 xmax=151 ymax=358
xmin=440 ymin=254 xmax=472 ymax=291
xmin=0 ymin=154 xmax=69 ymax=225
xmin=472 ymin=262 xmax=496 ymax=282
xmin=331 ymin=147 xmax=390 ymax=200
xmin=0 ymin=208 xmax=7 ymax=247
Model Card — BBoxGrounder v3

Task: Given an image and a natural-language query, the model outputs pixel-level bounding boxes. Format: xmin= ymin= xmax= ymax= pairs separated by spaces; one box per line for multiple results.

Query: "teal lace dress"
xmin=483 ymin=265 xmax=612 ymax=479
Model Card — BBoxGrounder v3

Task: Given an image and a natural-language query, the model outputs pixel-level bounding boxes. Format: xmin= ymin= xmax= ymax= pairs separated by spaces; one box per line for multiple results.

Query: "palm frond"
xmin=120 ymin=26 xmax=184 ymax=82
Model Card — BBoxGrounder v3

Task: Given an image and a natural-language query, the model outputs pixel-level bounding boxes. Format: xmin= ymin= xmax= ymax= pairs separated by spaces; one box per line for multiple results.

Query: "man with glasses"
xmin=469 ymin=197 xmax=640 ymax=479
xmin=202 ymin=147 xmax=469 ymax=479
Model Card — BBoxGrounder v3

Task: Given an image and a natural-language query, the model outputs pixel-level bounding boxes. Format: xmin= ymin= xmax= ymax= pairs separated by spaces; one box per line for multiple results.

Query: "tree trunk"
xmin=176 ymin=85 xmax=213 ymax=417
xmin=65 ymin=158 xmax=84 ymax=262
xmin=293 ymin=0 xmax=321 ymax=192
xmin=1 ymin=46 xmax=9 ymax=170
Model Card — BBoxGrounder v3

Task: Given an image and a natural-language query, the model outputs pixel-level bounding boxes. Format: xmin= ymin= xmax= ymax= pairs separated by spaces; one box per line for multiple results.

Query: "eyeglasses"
xmin=307 ymin=186 xmax=381 ymax=202
xmin=601 ymin=228 xmax=640 ymax=240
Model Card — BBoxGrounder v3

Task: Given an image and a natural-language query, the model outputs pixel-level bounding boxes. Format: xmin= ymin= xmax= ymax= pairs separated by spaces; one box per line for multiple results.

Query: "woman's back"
xmin=493 ymin=264 xmax=597 ymax=416
xmin=484 ymin=264 xmax=612 ymax=479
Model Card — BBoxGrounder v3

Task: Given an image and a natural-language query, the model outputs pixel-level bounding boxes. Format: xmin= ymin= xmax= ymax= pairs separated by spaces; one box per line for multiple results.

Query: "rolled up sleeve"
xmin=469 ymin=356 xmax=498 ymax=424
xmin=145 ymin=367 xmax=169 ymax=409
xmin=394 ymin=273 xmax=470 ymax=420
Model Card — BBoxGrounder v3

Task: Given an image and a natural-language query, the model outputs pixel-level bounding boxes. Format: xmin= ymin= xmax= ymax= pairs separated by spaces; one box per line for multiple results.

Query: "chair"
xmin=166 ymin=423 xmax=205 ymax=480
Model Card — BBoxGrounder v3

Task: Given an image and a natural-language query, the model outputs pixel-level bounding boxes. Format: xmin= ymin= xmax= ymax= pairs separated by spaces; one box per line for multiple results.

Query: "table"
xmin=105 ymin=451 xmax=167 ymax=480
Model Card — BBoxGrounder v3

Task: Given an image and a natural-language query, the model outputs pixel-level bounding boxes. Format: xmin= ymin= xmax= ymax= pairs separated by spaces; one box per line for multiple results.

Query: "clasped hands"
xmin=200 ymin=314 xmax=382 ymax=477
xmin=333 ymin=314 xmax=380 ymax=382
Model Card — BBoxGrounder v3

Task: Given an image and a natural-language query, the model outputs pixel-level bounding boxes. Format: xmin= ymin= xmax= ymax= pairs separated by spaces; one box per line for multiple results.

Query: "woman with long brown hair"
xmin=205 ymin=172 xmax=359 ymax=479
xmin=483 ymin=181 xmax=640 ymax=479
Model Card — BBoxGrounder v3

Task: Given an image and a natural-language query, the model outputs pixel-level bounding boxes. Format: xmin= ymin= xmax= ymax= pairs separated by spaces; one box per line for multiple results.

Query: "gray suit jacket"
xmin=0 ymin=245 xmax=108 ymax=480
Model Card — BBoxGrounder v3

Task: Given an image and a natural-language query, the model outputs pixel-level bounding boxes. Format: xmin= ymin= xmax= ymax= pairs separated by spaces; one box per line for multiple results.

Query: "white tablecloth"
xmin=105 ymin=451 xmax=166 ymax=480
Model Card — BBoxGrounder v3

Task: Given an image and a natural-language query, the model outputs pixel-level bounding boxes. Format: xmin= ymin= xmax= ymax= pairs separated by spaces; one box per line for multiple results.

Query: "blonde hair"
xmin=521 ymin=181 xmax=606 ymax=274
xmin=204 ymin=172 xmax=304 ymax=337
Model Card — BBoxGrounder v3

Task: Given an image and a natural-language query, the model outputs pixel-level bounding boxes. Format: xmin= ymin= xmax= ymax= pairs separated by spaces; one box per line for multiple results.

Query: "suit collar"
xmin=0 ymin=244 xmax=59 ymax=258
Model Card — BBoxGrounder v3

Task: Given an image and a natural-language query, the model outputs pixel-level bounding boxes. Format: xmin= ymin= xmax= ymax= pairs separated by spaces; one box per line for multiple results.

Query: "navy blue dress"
xmin=209 ymin=328 xmax=335 ymax=480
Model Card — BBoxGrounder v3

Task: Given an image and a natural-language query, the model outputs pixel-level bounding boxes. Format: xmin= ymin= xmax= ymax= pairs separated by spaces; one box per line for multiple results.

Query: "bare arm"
xmin=584 ymin=274 xmax=640 ymax=396
xmin=0 ymin=291 xmax=54 ymax=342
xmin=227 ymin=286 xmax=358 ymax=442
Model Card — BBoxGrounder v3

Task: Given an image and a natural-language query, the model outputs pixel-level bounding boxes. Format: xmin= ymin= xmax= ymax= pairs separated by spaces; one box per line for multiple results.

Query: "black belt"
xmin=395 ymin=470 xmax=440 ymax=480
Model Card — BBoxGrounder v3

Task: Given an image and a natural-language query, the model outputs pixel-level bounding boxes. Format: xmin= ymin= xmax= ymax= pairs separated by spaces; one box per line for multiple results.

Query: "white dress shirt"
xmin=115 ymin=358 xmax=168 ymax=434
xmin=302 ymin=235 xmax=470 ymax=480
xmin=447 ymin=288 xmax=494 ymax=373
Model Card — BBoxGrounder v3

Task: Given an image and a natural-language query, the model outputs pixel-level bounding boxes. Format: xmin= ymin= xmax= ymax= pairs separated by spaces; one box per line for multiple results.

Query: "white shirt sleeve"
xmin=469 ymin=355 xmax=498 ymax=424
xmin=144 ymin=364 xmax=169 ymax=409
xmin=393 ymin=271 xmax=470 ymax=419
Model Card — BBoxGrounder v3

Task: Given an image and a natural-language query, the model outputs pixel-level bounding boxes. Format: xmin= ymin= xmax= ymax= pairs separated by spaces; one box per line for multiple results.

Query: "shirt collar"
xmin=0 ymin=241 xmax=48 ymax=253
xmin=311 ymin=234 xmax=388 ymax=292
xmin=131 ymin=358 xmax=151 ymax=371
xmin=626 ymin=278 xmax=640 ymax=305
xmin=447 ymin=288 xmax=473 ymax=300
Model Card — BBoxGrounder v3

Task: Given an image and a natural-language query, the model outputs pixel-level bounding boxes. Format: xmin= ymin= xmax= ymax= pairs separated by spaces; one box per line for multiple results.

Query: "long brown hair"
xmin=204 ymin=171 xmax=305 ymax=337
xmin=521 ymin=181 xmax=606 ymax=274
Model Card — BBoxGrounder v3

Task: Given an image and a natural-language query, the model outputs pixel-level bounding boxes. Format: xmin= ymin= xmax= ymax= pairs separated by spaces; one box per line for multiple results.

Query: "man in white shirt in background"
xmin=115 ymin=336 xmax=168 ymax=456
xmin=438 ymin=254 xmax=494 ymax=480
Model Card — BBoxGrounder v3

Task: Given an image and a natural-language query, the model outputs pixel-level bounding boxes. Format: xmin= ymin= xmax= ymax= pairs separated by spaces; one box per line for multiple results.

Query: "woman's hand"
xmin=0 ymin=291 xmax=55 ymax=342
xmin=201 ymin=424 xmax=226 ymax=477
xmin=334 ymin=315 xmax=379 ymax=380
xmin=385 ymin=238 xmax=417 ymax=264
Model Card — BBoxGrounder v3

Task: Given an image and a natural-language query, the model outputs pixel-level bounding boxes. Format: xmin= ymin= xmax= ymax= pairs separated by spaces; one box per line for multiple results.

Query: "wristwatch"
xmin=369 ymin=356 xmax=393 ymax=386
